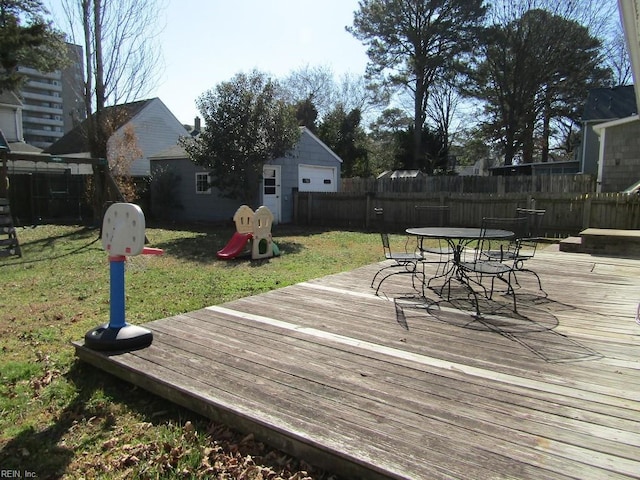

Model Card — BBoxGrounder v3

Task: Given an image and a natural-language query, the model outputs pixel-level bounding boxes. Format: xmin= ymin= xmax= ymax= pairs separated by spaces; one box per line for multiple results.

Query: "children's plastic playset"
xmin=217 ymin=205 xmax=279 ymax=260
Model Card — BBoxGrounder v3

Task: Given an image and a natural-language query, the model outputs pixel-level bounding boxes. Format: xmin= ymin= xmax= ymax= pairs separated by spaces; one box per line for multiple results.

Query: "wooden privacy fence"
xmin=341 ymin=174 xmax=596 ymax=194
xmin=293 ymin=191 xmax=640 ymax=237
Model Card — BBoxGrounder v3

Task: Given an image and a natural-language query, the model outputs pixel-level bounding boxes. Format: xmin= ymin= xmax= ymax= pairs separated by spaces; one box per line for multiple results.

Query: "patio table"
xmin=406 ymin=227 xmax=514 ymax=316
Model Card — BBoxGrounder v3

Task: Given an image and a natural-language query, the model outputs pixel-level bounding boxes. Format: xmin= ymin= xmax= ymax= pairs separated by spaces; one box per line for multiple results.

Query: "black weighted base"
xmin=84 ymin=323 xmax=153 ymax=351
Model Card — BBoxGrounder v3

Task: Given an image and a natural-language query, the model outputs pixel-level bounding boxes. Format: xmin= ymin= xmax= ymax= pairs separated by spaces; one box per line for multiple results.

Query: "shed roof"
xmin=582 ymin=85 xmax=637 ymax=122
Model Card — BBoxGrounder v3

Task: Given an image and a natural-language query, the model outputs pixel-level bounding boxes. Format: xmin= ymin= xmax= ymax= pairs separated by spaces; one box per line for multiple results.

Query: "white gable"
xmin=108 ymin=98 xmax=189 ymax=176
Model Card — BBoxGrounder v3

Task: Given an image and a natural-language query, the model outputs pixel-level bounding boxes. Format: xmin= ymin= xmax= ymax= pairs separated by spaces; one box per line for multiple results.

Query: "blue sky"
xmin=46 ymin=0 xmax=369 ymax=125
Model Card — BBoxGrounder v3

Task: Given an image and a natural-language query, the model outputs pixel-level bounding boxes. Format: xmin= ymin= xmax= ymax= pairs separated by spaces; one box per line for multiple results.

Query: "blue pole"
xmin=109 ymin=256 xmax=126 ymax=329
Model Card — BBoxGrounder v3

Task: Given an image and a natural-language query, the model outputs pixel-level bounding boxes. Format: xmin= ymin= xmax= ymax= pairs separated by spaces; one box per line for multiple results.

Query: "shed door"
xmin=262 ymin=165 xmax=281 ymax=224
xmin=298 ymin=164 xmax=337 ymax=192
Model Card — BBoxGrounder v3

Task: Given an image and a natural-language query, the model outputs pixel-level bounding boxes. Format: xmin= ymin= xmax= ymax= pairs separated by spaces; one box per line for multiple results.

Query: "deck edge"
xmin=72 ymin=341 xmax=404 ymax=480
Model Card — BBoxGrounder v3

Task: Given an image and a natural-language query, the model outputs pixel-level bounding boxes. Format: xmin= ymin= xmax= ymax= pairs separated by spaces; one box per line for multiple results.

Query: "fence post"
xmin=365 ymin=192 xmax=373 ymax=229
xmin=582 ymin=194 xmax=592 ymax=230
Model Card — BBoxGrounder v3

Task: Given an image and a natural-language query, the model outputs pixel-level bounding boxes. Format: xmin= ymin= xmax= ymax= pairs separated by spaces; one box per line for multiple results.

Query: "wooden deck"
xmin=73 ymin=244 xmax=640 ymax=479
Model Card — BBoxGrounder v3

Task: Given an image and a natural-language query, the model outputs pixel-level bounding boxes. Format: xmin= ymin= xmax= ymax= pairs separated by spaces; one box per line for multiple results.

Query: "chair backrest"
xmin=380 ymin=232 xmax=391 ymax=256
xmin=481 ymin=216 xmax=528 ymax=240
xmin=414 ymin=205 xmax=450 ymax=227
xmin=477 ymin=216 xmax=529 ymax=262
xmin=515 ymin=208 xmax=545 ymax=238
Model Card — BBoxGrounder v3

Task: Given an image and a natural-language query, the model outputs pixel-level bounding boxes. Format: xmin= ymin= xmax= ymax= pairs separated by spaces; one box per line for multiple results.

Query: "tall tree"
xmin=181 ymin=71 xmax=301 ymax=206
xmin=426 ymin=76 xmax=463 ymax=160
xmin=0 ymin=0 xmax=67 ymax=93
xmin=348 ymin=0 xmax=486 ymax=170
xmin=58 ymin=0 xmax=164 ymax=216
xmin=294 ymin=96 xmax=319 ymax=131
xmin=602 ymin=20 xmax=633 ymax=87
xmin=368 ymin=107 xmax=413 ymax=174
xmin=317 ymin=105 xmax=369 ymax=177
xmin=0 ymin=0 xmax=67 ymax=197
xmin=282 ymin=65 xmax=376 ymax=125
xmin=469 ymin=8 xmax=609 ymax=165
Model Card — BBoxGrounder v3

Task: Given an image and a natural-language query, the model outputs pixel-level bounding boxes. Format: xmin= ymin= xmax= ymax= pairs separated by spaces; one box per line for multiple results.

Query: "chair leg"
xmin=497 ymin=273 xmax=518 ymax=313
xmin=371 ymin=264 xmax=393 ymax=288
xmin=425 ymin=260 xmax=453 ymax=289
xmin=371 ymin=263 xmax=407 ymax=288
xmin=521 ymin=268 xmax=546 ymax=296
xmin=373 ymin=262 xmax=418 ymax=295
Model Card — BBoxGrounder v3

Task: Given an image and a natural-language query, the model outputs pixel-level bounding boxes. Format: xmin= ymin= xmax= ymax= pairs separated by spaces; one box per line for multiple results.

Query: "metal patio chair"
xmin=413 ymin=205 xmax=453 ymax=289
xmin=371 ymin=233 xmax=423 ymax=295
xmin=511 ymin=208 xmax=546 ymax=294
xmin=458 ymin=217 xmax=522 ymax=313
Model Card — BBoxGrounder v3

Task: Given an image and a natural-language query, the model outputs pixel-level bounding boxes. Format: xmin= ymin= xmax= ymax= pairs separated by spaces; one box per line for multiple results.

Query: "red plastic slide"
xmin=216 ymin=232 xmax=252 ymax=259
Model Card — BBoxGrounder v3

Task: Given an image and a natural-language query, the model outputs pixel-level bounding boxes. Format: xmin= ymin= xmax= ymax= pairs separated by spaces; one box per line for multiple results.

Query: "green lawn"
xmin=0 ymin=223 xmax=385 ymax=479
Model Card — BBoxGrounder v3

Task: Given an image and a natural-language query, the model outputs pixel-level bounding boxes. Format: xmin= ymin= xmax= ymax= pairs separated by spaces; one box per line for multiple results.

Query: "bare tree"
xmin=334 ymin=72 xmax=377 ymax=118
xmin=281 ymin=64 xmax=336 ymax=120
xmin=426 ymin=77 xmax=463 ymax=154
xmin=60 ymin=0 xmax=164 ymax=110
xmin=282 ymin=64 xmax=379 ymax=132
xmin=57 ymin=0 xmax=165 ymax=217
xmin=602 ymin=19 xmax=633 ymax=86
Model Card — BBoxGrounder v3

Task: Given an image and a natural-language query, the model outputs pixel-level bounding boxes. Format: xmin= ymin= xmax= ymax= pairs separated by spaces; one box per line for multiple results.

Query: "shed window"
xmin=324 ymin=179 xmax=331 ymax=184
xmin=302 ymin=178 xmax=311 ymax=184
xmin=195 ymin=172 xmax=211 ymax=194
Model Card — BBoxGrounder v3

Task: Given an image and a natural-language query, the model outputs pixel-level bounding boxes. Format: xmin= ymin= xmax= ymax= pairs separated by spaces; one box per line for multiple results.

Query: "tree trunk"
xmin=90 ymin=0 xmax=110 ymax=222
xmin=541 ymin=87 xmax=551 ymax=163
xmin=521 ymin=110 xmax=536 ymax=164
xmin=412 ymin=78 xmax=427 ymax=171
xmin=503 ymin=108 xmax=517 ymax=166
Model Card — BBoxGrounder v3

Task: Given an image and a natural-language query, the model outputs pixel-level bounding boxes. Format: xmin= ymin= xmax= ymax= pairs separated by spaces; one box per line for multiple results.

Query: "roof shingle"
xmin=582 ymin=85 xmax=637 ymax=121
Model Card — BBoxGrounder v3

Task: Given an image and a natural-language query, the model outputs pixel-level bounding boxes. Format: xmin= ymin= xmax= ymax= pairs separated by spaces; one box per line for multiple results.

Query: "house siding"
xmin=582 ymin=121 xmax=602 ymax=175
xmin=110 ymin=99 xmax=189 ymax=177
xmin=601 ymin=119 xmax=640 ymax=192
xmin=0 ymin=108 xmax=20 ymax=142
xmin=150 ymin=128 xmax=342 ymax=224
xmin=150 ymin=158 xmax=239 ymax=223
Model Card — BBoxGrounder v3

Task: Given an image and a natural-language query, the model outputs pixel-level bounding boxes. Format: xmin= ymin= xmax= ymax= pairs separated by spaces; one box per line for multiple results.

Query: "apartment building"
xmin=17 ymin=43 xmax=85 ymax=149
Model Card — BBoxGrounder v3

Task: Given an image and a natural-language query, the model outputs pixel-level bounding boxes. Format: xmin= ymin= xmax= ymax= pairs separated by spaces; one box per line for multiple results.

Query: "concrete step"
xmin=559 ymin=236 xmax=583 ymax=253
xmin=560 ymin=228 xmax=640 ymax=257
xmin=580 ymin=228 xmax=640 ymax=257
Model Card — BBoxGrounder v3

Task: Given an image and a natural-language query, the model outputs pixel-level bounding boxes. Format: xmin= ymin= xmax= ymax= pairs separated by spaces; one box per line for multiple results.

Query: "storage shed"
xmin=150 ymin=127 xmax=342 ymax=224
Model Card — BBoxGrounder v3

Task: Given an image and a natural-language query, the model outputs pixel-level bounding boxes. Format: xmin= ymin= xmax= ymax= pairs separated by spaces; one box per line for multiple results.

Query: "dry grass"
xmin=0 ymin=223 xmax=387 ymax=479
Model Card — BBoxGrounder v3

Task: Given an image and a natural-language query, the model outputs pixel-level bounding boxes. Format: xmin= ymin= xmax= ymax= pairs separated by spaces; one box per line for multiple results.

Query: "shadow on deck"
xmin=73 ymin=245 xmax=640 ymax=479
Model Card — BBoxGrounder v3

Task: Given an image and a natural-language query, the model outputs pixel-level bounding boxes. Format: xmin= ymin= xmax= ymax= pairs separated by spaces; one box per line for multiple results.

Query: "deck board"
xmin=74 ymin=244 xmax=640 ymax=479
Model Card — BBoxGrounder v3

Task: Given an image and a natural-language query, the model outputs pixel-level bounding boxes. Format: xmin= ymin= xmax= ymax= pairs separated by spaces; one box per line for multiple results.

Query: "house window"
xmin=195 ymin=172 xmax=211 ymax=194
xmin=264 ymin=177 xmax=276 ymax=195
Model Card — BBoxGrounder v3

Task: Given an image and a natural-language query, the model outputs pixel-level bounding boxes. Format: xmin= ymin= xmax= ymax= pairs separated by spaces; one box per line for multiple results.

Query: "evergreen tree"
xmin=181 ymin=71 xmax=301 ymax=206
xmin=0 ymin=0 xmax=67 ymax=93
xmin=348 ymin=0 xmax=485 ymax=169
